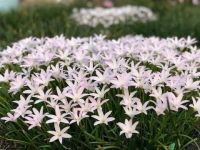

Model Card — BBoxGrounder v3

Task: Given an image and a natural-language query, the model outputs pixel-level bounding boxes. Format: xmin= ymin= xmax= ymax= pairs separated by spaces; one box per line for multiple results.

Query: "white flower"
xmin=90 ymin=85 xmax=110 ymax=99
xmin=89 ymin=97 xmax=109 ymax=110
xmin=167 ymin=92 xmax=189 ymax=111
xmin=46 ymin=105 xmax=69 ymax=125
xmin=66 ymin=81 xmax=87 ymax=103
xmin=24 ymin=107 xmax=46 ymax=130
xmin=0 ymin=70 xmax=15 ymax=82
xmin=24 ymin=80 xmax=44 ymax=96
xmin=92 ymin=108 xmax=115 ymax=126
xmin=9 ymin=75 xmax=27 ymax=94
xmin=184 ymin=76 xmax=200 ymax=91
xmin=123 ymin=106 xmax=140 ymax=118
xmin=82 ymin=60 xmax=99 ymax=74
xmin=51 ymin=87 xmax=68 ymax=101
xmin=190 ymin=97 xmax=200 ymax=117
xmin=79 ymin=98 xmax=93 ymax=113
xmin=69 ymin=108 xmax=88 ymax=125
xmin=136 ymin=100 xmax=152 ymax=115
xmin=34 ymin=89 xmax=52 ymax=104
xmin=1 ymin=112 xmax=18 ymax=122
xmin=111 ymin=72 xmax=133 ymax=89
xmin=150 ymin=87 xmax=163 ymax=100
xmin=11 ymin=95 xmax=33 ymax=119
xmin=60 ymin=99 xmax=74 ymax=114
xmin=117 ymin=89 xmax=137 ymax=106
xmin=117 ymin=119 xmax=139 ymax=138
xmin=48 ymin=123 xmax=71 ymax=144
xmin=48 ymin=63 xmax=66 ymax=80
xmin=32 ymin=70 xmax=54 ymax=87
xmin=90 ymin=69 xmax=112 ymax=84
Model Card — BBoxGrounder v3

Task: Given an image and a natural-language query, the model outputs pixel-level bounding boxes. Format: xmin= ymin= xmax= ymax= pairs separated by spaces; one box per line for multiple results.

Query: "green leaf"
xmin=169 ymin=143 xmax=175 ymax=150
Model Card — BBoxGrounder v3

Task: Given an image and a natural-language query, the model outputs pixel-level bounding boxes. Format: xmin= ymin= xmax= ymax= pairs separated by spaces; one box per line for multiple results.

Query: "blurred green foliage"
xmin=0 ymin=0 xmax=200 ymax=48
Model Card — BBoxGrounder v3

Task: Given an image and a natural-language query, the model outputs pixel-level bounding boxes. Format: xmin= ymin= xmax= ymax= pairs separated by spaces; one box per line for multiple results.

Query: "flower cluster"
xmin=0 ymin=35 xmax=200 ymax=144
xmin=71 ymin=6 xmax=157 ymax=27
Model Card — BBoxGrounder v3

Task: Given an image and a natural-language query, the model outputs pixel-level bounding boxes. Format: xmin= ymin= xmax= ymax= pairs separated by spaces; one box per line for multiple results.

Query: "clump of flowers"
xmin=71 ymin=6 xmax=157 ymax=27
xmin=0 ymin=35 xmax=200 ymax=149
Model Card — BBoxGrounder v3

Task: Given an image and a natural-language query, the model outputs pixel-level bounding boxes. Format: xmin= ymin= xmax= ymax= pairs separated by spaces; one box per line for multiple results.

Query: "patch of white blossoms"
xmin=71 ymin=6 xmax=157 ymax=27
xmin=1 ymin=35 xmax=200 ymax=144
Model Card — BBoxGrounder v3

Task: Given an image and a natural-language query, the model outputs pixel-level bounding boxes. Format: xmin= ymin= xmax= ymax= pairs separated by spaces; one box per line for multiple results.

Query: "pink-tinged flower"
xmin=117 ymin=119 xmax=139 ymax=138
xmin=48 ymin=123 xmax=71 ymax=144
xmin=90 ymin=85 xmax=110 ymax=99
xmin=103 ymin=0 xmax=114 ymax=8
xmin=34 ymin=89 xmax=52 ymax=104
xmin=92 ymin=108 xmax=115 ymax=126
xmin=192 ymin=0 xmax=199 ymax=5
xmin=150 ymin=87 xmax=163 ymax=100
xmin=47 ymin=63 xmax=66 ymax=80
xmin=117 ymin=89 xmax=137 ymax=106
xmin=149 ymin=73 xmax=162 ymax=87
xmin=79 ymin=98 xmax=93 ymax=113
xmin=153 ymin=98 xmax=168 ymax=116
xmin=105 ymin=58 xmax=122 ymax=70
xmin=123 ymin=106 xmax=140 ymax=118
xmin=184 ymin=76 xmax=200 ymax=91
xmin=13 ymin=95 xmax=33 ymax=111
xmin=0 ymin=70 xmax=16 ymax=82
xmin=136 ymin=100 xmax=153 ymax=115
xmin=167 ymin=92 xmax=189 ymax=111
xmin=66 ymin=82 xmax=87 ymax=103
xmin=51 ymin=87 xmax=68 ymax=101
xmin=9 ymin=75 xmax=27 ymax=94
xmin=1 ymin=112 xmax=18 ymax=122
xmin=90 ymin=69 xmax=112 ymax=84
xmin=32 ymin=70 xmax=54 ymax=87
xmin=190 ymin=97 xmax=200 ymax=117
xmin=60 ymin=99 xmax=74 ymax=114
xmin=82 ymin=60 xmax=99 ymax=75
xmin=24 ymin=107 xmax=46 ymax=130
xmin=24 ymin=80 xmax=44 ymax=96
xmin=89 ymin=97 xmax=109 ymax=110
xmin=69 ymin=108 xmax=88 ymax=125
xmin=11 ymin=95 xmax=33 ymax=118
xmin=111 ymin=72 xmax=133 ymax=89
xmin=46 ymin=105 xmax=69 ymax=125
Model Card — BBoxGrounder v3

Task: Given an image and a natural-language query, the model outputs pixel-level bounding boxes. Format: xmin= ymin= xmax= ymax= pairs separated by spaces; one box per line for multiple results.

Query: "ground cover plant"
xmin=0 ymin=35 xmax=200 ymax=149
xmin=71 ymin=5 xmax=157 ymax=27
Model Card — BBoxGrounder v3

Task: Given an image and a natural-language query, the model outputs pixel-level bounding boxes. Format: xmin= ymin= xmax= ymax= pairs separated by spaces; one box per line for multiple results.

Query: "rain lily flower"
xmin=46 ymin=105 xmax=69 ymax=125
xmin=48 ymin=123 xmax=71 ymax=144
xmin=117 ymin=119 xmax=139 ymax=138
xmin=92 ymin=108 xmax=115 ymax=125
xmin=24 ymin=107 xmax=46 ymax=130
xmin=190 ymin=97 xmax=200 ymax=117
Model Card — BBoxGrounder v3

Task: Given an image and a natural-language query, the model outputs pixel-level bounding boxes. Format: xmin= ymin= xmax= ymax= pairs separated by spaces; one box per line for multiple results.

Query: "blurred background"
xmin=0 ymin=0 xmax=200 ymax=49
